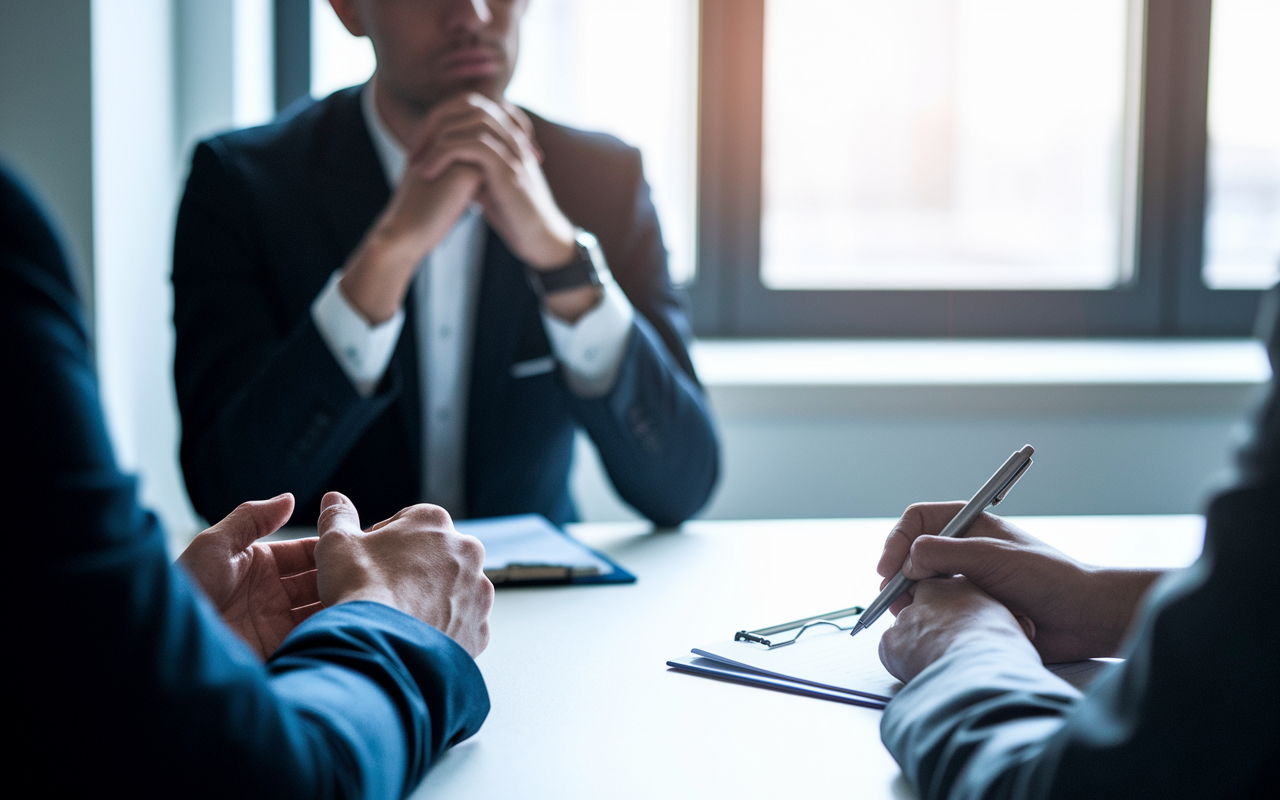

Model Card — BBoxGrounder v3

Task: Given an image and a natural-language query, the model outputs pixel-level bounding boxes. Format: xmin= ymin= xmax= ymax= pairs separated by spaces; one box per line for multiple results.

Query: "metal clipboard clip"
xmin=733 ymin=605 xmax=865 ymax=650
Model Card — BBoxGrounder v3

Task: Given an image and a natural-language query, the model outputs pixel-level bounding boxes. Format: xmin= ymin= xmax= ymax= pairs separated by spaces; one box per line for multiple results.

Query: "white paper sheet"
xmin=692 ymin=624 xmax=903 ymax=702
xmin=667 ymin=655 xmax=888 ymax=708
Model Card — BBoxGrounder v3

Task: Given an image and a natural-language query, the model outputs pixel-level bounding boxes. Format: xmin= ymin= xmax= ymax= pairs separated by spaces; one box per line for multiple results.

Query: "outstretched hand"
xmin=178 ymin=494 xmax=322 ymax=660
xmin=877 ymin=503 xmax=1164 ymax=664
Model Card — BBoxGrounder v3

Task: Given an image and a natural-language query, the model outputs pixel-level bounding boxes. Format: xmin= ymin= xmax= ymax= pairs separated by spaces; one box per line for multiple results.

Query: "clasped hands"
xmin=875 ymin=503 xmax=1165 ymax=683
xmin=341 ymin=92 xmax=599 ymax=326
xmin=178 ymin=492 xmax=493 ymax=661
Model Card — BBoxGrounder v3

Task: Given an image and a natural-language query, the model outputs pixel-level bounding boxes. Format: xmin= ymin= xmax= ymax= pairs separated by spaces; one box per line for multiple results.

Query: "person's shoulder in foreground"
xmin=4 ymin=162 xmax=491 ymax=798
xmin=875 ymin=287 xmax=1280 ymax=799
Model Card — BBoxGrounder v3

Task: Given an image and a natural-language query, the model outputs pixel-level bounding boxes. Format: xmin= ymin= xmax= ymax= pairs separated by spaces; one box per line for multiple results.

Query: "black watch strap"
xmin=527 ymin=230 xmax=604 ymax=298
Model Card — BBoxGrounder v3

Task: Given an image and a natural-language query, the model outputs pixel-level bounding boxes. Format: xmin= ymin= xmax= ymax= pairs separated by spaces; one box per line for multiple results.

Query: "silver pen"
xmin=849 ymin=444 xmax=1035 ymax=639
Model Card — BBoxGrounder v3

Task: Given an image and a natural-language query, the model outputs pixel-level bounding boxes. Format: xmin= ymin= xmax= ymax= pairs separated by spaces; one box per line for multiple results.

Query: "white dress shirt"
xmin=310 ymin=81 xmax=634 ymax=515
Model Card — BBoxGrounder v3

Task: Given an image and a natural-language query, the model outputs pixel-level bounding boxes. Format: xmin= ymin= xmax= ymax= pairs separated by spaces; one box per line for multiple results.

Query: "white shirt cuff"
xmin=311 ymin=271 xmax=405 ymax=397
xmin=541 ymin=278 xmax=635 ymax=397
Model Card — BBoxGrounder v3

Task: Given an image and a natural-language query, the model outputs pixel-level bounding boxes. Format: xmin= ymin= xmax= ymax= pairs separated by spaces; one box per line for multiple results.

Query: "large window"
xmin=694 ymin=0 xmax=1270 ymax=336
xmin=762 ymin=0 xmax=1139 ymax=292
xmin=1202 ymin=0 xmax=1280 ymax=290
xmin=284 ymin=0 xmax=1272 ymax=337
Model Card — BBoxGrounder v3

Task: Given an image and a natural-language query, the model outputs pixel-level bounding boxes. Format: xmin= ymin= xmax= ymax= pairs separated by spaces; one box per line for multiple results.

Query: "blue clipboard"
xmin=454 ymin=514 xmax=637 ymax=587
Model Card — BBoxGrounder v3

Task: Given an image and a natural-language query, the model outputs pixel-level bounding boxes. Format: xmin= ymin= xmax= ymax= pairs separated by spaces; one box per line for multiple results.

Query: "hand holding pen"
xmin=851 ymin=445 xmax=1036 ymax=639
xmin=873 ymin=499 xmax=1167 ymax=668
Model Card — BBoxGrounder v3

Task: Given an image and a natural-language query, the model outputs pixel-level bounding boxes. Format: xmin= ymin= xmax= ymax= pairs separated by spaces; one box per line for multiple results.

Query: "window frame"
xmin=274 ymin=0 xmax=1265 ymax=337
xmin=689 ymin=0 xmax=1264 ymax=337
xmin=275 ymin=0 xmax=311 ymax=112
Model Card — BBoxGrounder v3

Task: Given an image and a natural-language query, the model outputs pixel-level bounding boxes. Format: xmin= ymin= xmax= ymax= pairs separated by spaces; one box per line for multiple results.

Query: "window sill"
xmin=690 ymin=339 xmax=1271 ymax=417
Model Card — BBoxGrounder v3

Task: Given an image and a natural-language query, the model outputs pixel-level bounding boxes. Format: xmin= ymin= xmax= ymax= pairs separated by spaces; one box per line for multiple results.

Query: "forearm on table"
xmin=268 ymin=602 xmax=489 ymax=797
xmin=881 ymin=638 xmax=1081 ymax=800
xmin=567 ymin=316 xmax=719 ymax=526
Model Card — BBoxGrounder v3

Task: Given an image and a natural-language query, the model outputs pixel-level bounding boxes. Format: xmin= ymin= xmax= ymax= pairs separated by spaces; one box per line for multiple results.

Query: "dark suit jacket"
xmin=173 ymin=87 xmax=718 ymax=528
xmin=880 ymin=289 xmax=1280 ymax=798
xmin=5 ymin=164 xmax=489 ymax=797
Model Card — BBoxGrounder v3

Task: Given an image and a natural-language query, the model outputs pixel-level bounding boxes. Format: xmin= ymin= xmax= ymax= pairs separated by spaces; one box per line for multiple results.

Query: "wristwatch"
xmin=526 ymin=229 xmax=606 ymax=298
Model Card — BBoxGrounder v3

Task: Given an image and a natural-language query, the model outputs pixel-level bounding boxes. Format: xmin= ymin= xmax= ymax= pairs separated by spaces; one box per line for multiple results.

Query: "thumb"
xmin=206 ymin=493 xmax=295 ymax=552
xmin=902 ymin=536 xmax=1012 ymax=585
xmin=318 ymin=491 xmax=361 ymax=538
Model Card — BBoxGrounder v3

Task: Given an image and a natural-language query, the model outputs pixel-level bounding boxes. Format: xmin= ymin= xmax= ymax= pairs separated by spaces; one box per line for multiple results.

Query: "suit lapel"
xmin=312 ymin=88 xmax=390 ymax=262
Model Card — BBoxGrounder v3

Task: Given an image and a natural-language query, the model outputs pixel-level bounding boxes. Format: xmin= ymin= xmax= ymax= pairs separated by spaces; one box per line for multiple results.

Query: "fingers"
xmin=281 ymin=569 xmax=321 ymax=609
xmin=364 ymin=504 xmax=414 ymax=533
xmin=366 ymin=503 xmax=454 ymax=535
xmin=887 ymin=592 xmax=914 ymax=618
xmin=205 ymin=493 xmax=296 ymax=552
xmin=902 ymin=535 xmax=1016 ymax=584
xmin=419 ymin=134 xmax=521 ymax=187
xmin=502 ymin=102 xmax=543 ymax=162
xmin=431 ymin=113 xmax=526 ymax=170
xmin=1014 ymin=614 xmax=1037 ymax=640
xmin=268 ymin=536 xmax=318 ymax=577
xmin=876 ymin=500 xmax=1031 ymax=579
xmin=411 ymin=93 xmax=487 ymax=155
xmin=414 ymin=92 xmax=524 ymax=160
xmin=413 ymin=95 xmax=531 ymax=177
xmin=878 ymin=625 xmax=909 ymax=682
xmin=877 ymin=502 xmax=966 ymax=578
xmin=318 ymin=492 xmax=361 ymax=538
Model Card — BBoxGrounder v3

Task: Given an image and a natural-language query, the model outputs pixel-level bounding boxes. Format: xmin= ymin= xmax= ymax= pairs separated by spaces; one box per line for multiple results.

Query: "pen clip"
xmin=990 ymin=457 xmax=1032 ymax=506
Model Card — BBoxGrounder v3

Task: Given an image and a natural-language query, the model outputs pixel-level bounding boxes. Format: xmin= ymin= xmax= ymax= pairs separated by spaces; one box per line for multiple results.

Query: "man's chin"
xmin=387 ymin=75 xmax=511 ymax=115
xmin=418 ymin=71 xmax=509 ymax=106
xmin=446 ymin=75 xmax=507 ymax=103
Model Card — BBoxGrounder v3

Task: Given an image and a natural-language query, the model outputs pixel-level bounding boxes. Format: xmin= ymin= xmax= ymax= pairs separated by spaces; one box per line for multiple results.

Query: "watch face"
xmin=530 ymin=230 xmax=603 ymax=296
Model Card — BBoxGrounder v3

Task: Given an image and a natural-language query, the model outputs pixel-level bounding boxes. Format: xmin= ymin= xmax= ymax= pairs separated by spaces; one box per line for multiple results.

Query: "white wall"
xmin=0 ymin=1 xmax=95 ymax=307
xmin=572 ymin=350 xmax=1269 ymax=522
xmin=3 ymin=0 xmax=271 ymax=544
xmin=91 ymin=0 xmax=196 ymax=540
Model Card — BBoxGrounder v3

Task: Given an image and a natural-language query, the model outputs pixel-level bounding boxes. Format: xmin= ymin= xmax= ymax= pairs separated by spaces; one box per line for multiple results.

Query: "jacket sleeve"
xmin=879 ymin=294 xmax=1280 ymax=799
xmin=6 ymin=167 xmax=488 ymax=798
xmin=172 ymin=139 xmax=403 ymax=522
xmin=563 ymin=145 xmax=720 ymax=527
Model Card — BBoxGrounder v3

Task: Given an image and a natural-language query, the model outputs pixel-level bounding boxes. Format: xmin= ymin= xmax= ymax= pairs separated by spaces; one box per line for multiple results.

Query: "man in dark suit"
xmin=871 ymin=289 xmax=1279 ymax=797
xmin=6 ymin=162 xmax=493 ymax=796
xmin=173 ymin=0 xmax=718 ymax=528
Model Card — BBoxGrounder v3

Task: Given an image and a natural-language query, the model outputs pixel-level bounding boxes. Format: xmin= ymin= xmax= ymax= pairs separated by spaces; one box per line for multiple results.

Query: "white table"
xmin=411 ymin=516 xmax=1205 ymax=800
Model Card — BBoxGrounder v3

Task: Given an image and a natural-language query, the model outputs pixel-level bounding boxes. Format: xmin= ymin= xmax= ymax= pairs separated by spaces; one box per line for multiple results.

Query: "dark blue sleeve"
xmin=568 ymin=315 xmax=720 ymax=527
xmin=879 ymin=288 xmax=1280 ymax=799
xmin=4 ymin=164 xmax=489 ymax=798
xmin=563 ymin=145 xmax=720 ymax=527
